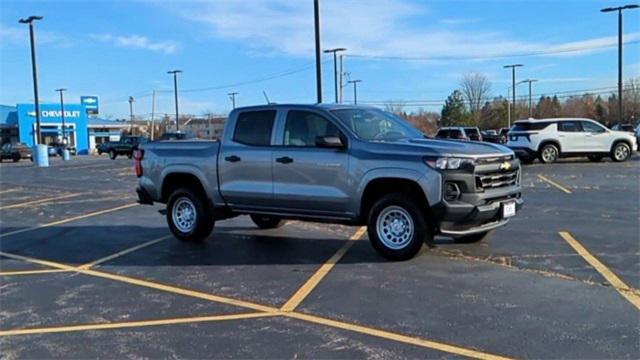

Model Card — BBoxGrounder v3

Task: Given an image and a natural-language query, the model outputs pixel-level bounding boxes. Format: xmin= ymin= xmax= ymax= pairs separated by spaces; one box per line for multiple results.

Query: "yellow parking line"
xmin=0 ymin=312 xmax=277 ymax=337
xmin=78 ymin=235 xmax=173 ymax=269
xmin=281 ymin=226 xmax=366 ymax=312
xmin=0 ymin=250 xmax=279 ymax=313
xmin=559 ymin=231 xmax=640 ymax=310
xmin=286 ymin=312 xmax=513 ymax=360
xmin=0 ymin=269 xmax=71 ymax=276
xmin=0 ymin=203 xmax=138 ymax=238
xmin=0 ymin=193 xmax=83 ymax=211
xmin=537 ymin=174 xmax=572 ymax=194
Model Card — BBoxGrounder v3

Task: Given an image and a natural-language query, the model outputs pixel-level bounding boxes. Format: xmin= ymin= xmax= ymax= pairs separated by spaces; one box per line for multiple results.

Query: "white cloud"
xmin=163 ymin=0 xmax=638 ymax=60
xmin=0 ymin=24 xmax=71 ymax=47
xmin=90 ymin=33 xmax=180 ymax=54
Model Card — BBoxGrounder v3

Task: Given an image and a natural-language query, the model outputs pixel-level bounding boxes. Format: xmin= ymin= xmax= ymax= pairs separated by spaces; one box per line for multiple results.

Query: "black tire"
xmin=611 ymin=142 xmax=631 ymax=162
xmin=588 ymin=155 xmax=603 ymax=162
xmin=12 ymin=154 xmax=20 ymax=162
xmin=367 ymin=193 xmax=429 ymax=261
xmin=250 ymin=215 xmax=285 ymax=229
xmin=127 ymin=153 xmax=133 ymax=159
xmin=539 ymin=144 xmax=559 ymax=164
xmin=519 ymin=157 xmax=535 ymax=165
xmin=453 ymin=231 xmax=491 ymax=244
xmin=166 ymin=187 xmax=214 ymax=242
xmin=109 ymin=149 xmax=117 ymax=160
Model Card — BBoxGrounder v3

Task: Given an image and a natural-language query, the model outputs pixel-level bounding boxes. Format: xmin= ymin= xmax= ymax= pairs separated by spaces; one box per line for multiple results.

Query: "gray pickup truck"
xmin=135 ymin=104 xmax=523 ymax=260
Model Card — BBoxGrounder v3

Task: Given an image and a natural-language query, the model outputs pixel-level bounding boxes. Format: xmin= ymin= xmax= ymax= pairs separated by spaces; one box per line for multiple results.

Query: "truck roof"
xmin=231 ymin=103 xmax=379 ymax=112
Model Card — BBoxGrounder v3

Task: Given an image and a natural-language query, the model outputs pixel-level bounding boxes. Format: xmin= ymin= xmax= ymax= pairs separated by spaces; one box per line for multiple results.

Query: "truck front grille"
xmin=475 ymin=169 xmax=519 ymax=190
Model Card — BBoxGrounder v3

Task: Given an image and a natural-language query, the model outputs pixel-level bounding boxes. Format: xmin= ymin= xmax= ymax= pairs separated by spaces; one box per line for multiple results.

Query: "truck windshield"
xmin=331 ymin=108 xmax=423 ymax=141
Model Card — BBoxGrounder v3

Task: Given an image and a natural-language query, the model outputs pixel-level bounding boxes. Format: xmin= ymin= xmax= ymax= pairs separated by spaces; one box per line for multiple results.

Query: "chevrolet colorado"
xmin=135 ymin=104 xmax=523 ymax=260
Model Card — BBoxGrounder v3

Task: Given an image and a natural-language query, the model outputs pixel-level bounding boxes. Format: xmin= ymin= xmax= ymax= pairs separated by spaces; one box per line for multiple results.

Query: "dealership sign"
xmin=81 ymin=96 xmax=99 ymax=114
xmin=27 ymin=110 xmax=81 ymax=118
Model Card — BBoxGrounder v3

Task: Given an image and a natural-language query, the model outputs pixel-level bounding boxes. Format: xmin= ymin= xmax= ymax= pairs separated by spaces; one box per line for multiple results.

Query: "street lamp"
xmin=519 ymin=79 xmax=538 ymax=118
xmin=19 ymin=16 xmax=43 ymax=146
xmin=228 ymin=92 xmax=238 ymax=109
xmin=314 ymin=0 xmax=322 ymax=103
xmin=504 ymin=64 xmax=523 ymax=121
xmin=601 ymin=4 xmax=639 ymax=125
xmin=128 ymin=96 xmax=135 ymax=134
xmin=347 ymin=80 xmax=362 ymax=104
xmin=167 ymin=70 xmax=182 ymax=131
xmin=324 ymin=48 xmax=347 ymax=103
xmin=55 ymin=88 xmax=67 ymax=144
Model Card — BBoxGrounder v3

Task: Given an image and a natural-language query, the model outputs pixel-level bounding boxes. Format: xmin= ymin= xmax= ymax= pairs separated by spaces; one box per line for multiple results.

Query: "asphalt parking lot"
xmin=0 ymin=155 xmax=638 ymax=359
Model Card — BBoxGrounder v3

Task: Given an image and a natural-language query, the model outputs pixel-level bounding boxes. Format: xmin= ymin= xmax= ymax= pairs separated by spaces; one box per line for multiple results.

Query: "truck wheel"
xmin=611 ymin=142 xmax=631 ymax=162
xmin=539 ymin=144 xmax=559 ymax=164
xmin=109 ymin=150 xmax=117 ymax=160
xmin=127 ymin=153 xmax=133 ymax=159
xmin=166 ymin=187 xmax=214 ymax=242
xmin=250 ymin=215 xmax=285 ymax=229
xmin=12 ymin=154 xmax=20 ymax=162
xmin=367 ymin=193 xmax=429 ymax=261
xmin=454 ymin=231 xmax=491 ymax=244
xmin=588 ymin=155 xmax=603 ymax=162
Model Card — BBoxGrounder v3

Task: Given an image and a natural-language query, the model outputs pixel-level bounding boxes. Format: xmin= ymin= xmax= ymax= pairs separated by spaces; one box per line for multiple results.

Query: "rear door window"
xmin=511 ymin=122 xmax=553 ymax=131
xmin=233 ymin=110 xmax=276 ymax=146
xmin=558 ymin=121 xmax=582 ymax=132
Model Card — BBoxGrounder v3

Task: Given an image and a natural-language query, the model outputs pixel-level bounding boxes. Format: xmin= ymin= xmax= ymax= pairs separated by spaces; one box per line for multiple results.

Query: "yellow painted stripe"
xmin=0 ymin=269 xmax=71 ymax=276
xmin=0 ymin=312 xmax=277 ymax=337
xmin=559 ymin=231 xmax=640 ymax=310
xmin=0 ymin=188 xmax=20 ymax=195
xmin=78 ymin=235 xmax=172 ymax=269
xmin=286 ymin=312 xmax=514 ymax=360
xmin=0 ymin=203 xmax=138 ymax=238
xmin=537 ymin=174 xmax=572 ymax=194
xmin=281 ymin=226 xmax=366 ymax=312
xmin=0 ymin=193 xmax=83 ymax=211
xmin=0 ymin=251 xmax=279 ymax=313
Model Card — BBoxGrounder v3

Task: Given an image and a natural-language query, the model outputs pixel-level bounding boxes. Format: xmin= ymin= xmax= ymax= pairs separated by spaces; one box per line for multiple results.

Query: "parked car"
xmin=435 ymin=127 xmax=471 ymax=140
xmin=481 ymin=129 xmax=506 ymax=144
xmin=0 ymin=142 xmax=32 ymax=162
xmin=47 ymin=142 xmax=77 ymax=156
xmin=611 ymin=123 xmax=635 ymax=133
xmin=136 ymin=104 xmax=523 ymax=261
xmin=507 ymin=118 xmax=638 ymax=164
xmin=463 ymin=127 xmax=483 ymax=141
xmin=157 ymin=131 xmax=193 ymax=141
xmin=97 ymin=136 xmax=148 ymax=160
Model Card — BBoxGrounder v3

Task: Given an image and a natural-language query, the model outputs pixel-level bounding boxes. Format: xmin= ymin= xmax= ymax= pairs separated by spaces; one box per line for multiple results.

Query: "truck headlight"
xmin=424 ymin=156 xmax=475 ymax=170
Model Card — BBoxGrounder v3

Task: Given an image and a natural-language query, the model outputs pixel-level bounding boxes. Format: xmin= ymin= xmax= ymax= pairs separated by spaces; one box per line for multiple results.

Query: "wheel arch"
xmin=538 ymin=139 xmax=562 ymax=154
xmin=359 ymin=177 xmax=431 ymax=224
xmin=610 ymin=138 xmax=632 ymax=153
xmin=160 ymin=170 xmax=209 ymax=205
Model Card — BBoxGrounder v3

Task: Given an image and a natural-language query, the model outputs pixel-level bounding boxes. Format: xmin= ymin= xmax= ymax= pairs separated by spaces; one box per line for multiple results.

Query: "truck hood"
xmin=396 ymin=137 xmax=513 ymax=157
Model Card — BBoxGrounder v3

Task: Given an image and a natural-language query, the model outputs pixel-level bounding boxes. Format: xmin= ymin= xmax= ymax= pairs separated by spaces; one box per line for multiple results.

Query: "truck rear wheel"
xmin=166 ymin=187 xmax=214 ymax=242
xmin=109 ymin=149 xmax=117 ymax=160
xmin=250 ymin=215 xmax=285 ymax=229
xmin=367 ymin=193 xmax=429 ymax=261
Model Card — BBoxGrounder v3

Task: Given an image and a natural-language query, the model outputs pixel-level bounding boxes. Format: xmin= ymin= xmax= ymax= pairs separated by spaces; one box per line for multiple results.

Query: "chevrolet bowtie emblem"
xmin=500 ymin=162 xmax=512 ymax=171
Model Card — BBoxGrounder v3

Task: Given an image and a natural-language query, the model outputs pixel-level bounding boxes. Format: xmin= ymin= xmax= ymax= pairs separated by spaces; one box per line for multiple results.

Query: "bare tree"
xmin=384 ymin=101 xmax=406 ymax=115
xmin=459 ymin=72 xmax=492 ymax=122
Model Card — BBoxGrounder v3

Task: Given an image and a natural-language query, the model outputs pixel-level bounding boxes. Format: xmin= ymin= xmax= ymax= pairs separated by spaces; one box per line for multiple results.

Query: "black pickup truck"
xmin=97 ymin=136 xmax=148 ymax=160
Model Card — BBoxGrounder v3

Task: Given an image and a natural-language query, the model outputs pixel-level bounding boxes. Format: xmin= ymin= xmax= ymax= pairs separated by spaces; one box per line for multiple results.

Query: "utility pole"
xmin=55 ymin=88 xmax=67 ymax=144
xmin=506 ymin=87 xmax=511 ymax=128
xmin=128 ymin=96 xmax=135 ymax=134
xmin=324 ymin=48 xmax=347 ymax=103
xmin=228 ymin=92 xmax=238 ymax=109
xmin=520 ymin=79 xmax=538 ymax=118
xmin=150 ymin=90 xmax=156 ymax=140
xmin=601 ymin=4 xmax=639 ymax=125
xmin=167 ymin=69 xmax=182 ymax=131
xmin=19 ymin=16 xmax=43 ymax=145
xmin=504 ymin=64 xmax=523 ymax=121
xmin=348 ymin=80 xmax=362 ymax=104
xmin=314 ymin=0 xmax=322 ymax=103
xmin=339 ymin=55 xmax=345 ymax=103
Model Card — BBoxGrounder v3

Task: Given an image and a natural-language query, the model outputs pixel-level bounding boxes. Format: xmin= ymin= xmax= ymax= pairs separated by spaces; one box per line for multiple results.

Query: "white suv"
xmin=507 ymin=118 xmax=637 ymax=164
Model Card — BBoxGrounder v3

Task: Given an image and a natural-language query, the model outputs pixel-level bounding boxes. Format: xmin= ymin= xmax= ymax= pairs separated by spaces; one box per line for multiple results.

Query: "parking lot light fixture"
xmin=324 ymin=48 xmax=347 ymax=103
xmin=519 ymin=79 xmax=538 ymax=118
xmin=601 ymin=4 xmax=639 ymax=125
xmin=504 ymin=64 xmax=523 ymax=122
xmin=347 ymin=79 xmax=362 ymax=104
xmin=55 ymin=88 xmax=67 ymax=145
xmin=167 ymin=70 xmax=183 ymax=131
xmin=128 ymin=96 xmax=135 ymax=134
xmin=19 ymin=16 xmax=43 ymax=146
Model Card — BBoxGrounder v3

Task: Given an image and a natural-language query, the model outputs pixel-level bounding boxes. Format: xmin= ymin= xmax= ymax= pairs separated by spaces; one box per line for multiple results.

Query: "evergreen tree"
xmin=441 ymin=90 xmax=471 ymax=126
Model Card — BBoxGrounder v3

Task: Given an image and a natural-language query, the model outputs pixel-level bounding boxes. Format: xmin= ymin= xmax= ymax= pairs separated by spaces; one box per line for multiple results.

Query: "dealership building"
xmin=0 ymin=97 xmax=129 ymax=154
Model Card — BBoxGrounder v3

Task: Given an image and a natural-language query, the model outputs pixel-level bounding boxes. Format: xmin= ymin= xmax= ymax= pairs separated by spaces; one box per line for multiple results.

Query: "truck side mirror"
xmin=315 ymin=135 xmax=345 ymax=149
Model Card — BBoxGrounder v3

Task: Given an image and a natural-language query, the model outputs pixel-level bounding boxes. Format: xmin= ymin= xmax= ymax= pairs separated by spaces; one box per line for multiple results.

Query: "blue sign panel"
xmin=81 ymin=96 xmax=99 ymax=114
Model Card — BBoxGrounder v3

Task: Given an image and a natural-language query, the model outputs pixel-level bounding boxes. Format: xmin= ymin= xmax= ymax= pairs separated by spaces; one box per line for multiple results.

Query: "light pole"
xmin=348 ymin=80 xmax=362 ymax=104
xmin=324 ymin=48 xmax=347 ymax=103
xmin=55 ymin=88 xmax=67 ymax=144
xmin=19 ymin=16 xmax=43 ymax=146
xmin=167 ymin=70 xmax=182 ymax=131
xmin=504 ymin=64 xmax=523 ymax=121
xmin=601 ymin=4 xmax=639 ymax=125
xmin=339 ymin=55 xmax=345 ymax=103
xmin=314 ymin=0 xmax=322 ymax=103
xmin=128 ymin=96 xmax=135 ymax=134
xmin=228 ymin=92 xmax=238 ymax=109
xmin=520 ymin=79 xmax=538 ymax=118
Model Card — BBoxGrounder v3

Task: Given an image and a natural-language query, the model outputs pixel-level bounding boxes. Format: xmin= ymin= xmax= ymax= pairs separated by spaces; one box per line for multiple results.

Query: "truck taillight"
xmin=133 ymin=149 xmax=144 ymax=177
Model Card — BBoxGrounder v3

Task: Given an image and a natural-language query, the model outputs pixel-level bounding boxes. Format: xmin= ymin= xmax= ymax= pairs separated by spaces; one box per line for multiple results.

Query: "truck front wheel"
xmin=250 ymin=215 xmax=285 ymax=229
xmin=166 ymin=187 xmax=214 ymax=242
xmin=109 ymin=149 xmax=117 ymax=160
xmin=367 ymin=193 xmax=429 ymax=261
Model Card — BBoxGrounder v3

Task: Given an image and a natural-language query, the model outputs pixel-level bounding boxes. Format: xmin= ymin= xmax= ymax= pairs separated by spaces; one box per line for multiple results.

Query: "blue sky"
xmin=1 ymin=0 xmax=639 ymax=118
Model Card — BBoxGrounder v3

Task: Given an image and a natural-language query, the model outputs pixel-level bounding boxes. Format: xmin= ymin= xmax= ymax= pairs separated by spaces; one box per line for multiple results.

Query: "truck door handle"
xmin=225 ymin=155 xmax=241 ymax=162
xmin=276 ymin=156 xmax=294 ymax=164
